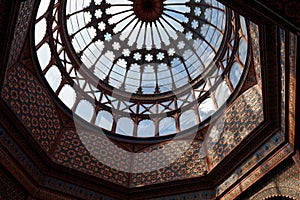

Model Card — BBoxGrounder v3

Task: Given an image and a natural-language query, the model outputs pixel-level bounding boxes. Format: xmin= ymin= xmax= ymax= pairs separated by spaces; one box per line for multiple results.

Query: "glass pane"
xmin=159 ymin=117 xmax=176 ymax=136
xmin=58 ymin=85 xmax=76 ymax=109
xmin=116 ymin=118 xmax=134 ymax=136
xmin=95 ymin=111 xmax=114 ymax=131
xmin=137 ymin=120 xmax=155 ymax=137
xmin=75 ymin=100 xmax=94 ymax=122
xmin=180 ymin=110 xmax=197 ymax=130
xmin=230 ymin=62 xmax=243 ymax=88
xmin=214 ymin=81 xmax=231 ymax=107
xmin=45 ymin=66 xmax=62 ymax=91
xmin=198 ymin=98 xmax=216 ymax=121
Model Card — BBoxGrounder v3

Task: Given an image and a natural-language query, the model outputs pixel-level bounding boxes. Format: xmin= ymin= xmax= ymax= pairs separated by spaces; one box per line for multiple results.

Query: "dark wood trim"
xmin=234 ymin=150 xmax=295 ymax=200
xmin=0 ymin=0 xmax=21 ymax=87
xmin=218 ymin=0 xmax=299 ymax=34
xmin=294 ymin=36 xmax=300 ymax=151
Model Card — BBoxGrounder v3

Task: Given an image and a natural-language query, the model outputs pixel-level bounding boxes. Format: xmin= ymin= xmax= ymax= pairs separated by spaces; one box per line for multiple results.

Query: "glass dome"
xmin=65 ymin=0 xmax=227 ymax=95
xmin=34 ymin=0 xmax=250 ymax=138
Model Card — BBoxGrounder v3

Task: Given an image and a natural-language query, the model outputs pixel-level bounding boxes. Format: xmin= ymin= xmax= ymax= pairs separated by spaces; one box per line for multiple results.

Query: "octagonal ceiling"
xmin=8 ymin=0 xmax=300 ymax=199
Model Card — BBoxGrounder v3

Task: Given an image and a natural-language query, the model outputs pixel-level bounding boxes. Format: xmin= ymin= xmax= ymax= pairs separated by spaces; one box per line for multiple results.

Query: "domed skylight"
xmin=34 ymin=0 xmax=250 ymax=138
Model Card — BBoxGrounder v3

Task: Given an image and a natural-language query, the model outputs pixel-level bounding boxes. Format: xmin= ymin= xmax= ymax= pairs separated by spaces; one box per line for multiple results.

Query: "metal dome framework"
xmin=34 ymin=0 xmax=251 ymax=138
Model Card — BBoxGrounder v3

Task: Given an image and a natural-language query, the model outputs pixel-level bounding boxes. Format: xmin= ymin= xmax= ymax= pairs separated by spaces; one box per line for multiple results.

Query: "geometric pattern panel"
xmin=51 ymin=129 xmax=130 ymax=186
xmin=0 ymin=127 xmax=114 ymax=200
xmin=49 ymin=87 xmax=263 ymax=187
xmin=130 ymin=140 xmax=207 ymax=187
xmin=41 ymin=87 xmax=263 ymax=187
xmin=50 ymin=127 xmax=209 ymax=187
xmin=1 ymin=63 xmax=61 ymax=153
xmin=50 ymin=128 xmax=206 ymax=187
xmin=250 ymin=22 xmax=262 ymax=88
xmin=7 ymin=0 xmax=35 ymax=67
xmin=206 ymin=85 xmax=264 ymax=169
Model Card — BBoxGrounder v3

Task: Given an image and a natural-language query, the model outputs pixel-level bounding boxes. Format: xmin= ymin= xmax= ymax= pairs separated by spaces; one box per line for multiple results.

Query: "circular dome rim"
xmin=31 ymin=0 xmax=252 ymax=141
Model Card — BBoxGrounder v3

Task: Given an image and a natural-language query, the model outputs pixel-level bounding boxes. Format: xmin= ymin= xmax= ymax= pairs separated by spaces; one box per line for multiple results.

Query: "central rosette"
xmin=134 ymin=0 xmax=164 ymax=22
